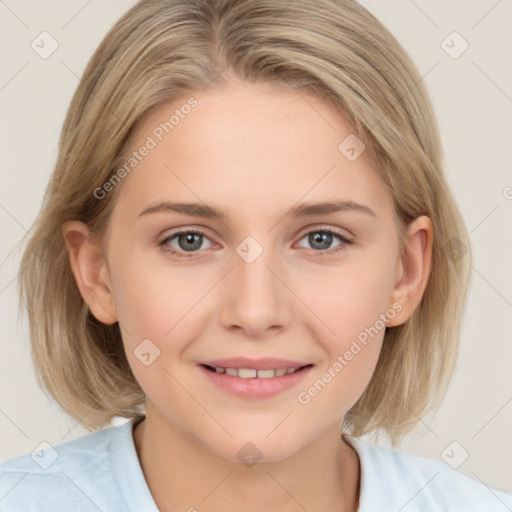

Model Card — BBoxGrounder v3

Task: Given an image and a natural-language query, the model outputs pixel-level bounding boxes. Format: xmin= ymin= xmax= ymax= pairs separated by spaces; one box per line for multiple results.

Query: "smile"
xmin=201 ymin=364 xmax=312 ymax=378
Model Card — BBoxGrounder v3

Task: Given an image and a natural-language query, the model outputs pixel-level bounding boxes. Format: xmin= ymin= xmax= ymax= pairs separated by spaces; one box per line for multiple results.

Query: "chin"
xmin=203 ymin=431 xmax=308 ymax=466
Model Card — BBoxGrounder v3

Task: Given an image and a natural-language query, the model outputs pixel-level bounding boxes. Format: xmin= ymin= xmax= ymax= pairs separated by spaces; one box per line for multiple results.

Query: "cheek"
xmin=108 ymin=257 xmax=207 ymax=399
xmin=301 ymin=249 xmax=396 ymax=340
xmin=110 ymin=248 xmax=208 ymax=336
xmin=107 ymin=251 xmax=216 ymax=391
xmin=293 ymin=252 xmax=395 ymax=411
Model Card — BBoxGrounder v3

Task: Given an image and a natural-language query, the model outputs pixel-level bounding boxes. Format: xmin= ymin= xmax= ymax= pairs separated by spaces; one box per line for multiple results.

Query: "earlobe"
xmin=387 ymin=216 xmax=433 ymax=327
xmin=62 ymin=221 xmax=118 ymax=325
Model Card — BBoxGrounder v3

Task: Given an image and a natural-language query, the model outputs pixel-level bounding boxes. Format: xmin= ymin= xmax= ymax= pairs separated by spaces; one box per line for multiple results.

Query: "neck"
xmin=132 ymin=405 xmax=360 ymax=512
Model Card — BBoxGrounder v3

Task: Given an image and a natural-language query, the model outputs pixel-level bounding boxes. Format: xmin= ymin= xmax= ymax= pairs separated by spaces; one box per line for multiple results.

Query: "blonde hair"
xmin=18 ymin=0 xmax=471 ymax=444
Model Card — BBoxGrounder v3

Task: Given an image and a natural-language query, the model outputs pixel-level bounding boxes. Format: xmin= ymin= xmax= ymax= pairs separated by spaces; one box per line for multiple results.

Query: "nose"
xmin=219 ymin=241 xmax=292 ymax=339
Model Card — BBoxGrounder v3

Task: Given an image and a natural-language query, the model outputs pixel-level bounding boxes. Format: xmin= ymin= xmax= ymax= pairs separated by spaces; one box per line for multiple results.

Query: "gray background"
xmin=1 ymin=0 xmax=511 ymax=494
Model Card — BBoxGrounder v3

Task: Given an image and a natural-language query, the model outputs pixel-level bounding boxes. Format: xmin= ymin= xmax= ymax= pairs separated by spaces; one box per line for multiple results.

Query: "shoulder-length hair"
xmin=18 ymin=0 xmax=471 ymax=444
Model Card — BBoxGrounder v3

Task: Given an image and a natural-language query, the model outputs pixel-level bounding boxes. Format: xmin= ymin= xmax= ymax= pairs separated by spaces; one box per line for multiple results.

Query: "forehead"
xmin=113 ymin=81 xmax=392 ymax=222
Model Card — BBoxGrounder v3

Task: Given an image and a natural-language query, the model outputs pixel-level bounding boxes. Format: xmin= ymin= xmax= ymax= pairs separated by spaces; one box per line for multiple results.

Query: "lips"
xmin=202 ymin=365 xmax=311 ymax=378
xmin=199 ymin=357 xmax=311 ymax=370
xmin=199 ymin=357 xmax=312 ymax=379
xmin=198 ymin=359 xmax=314 ymax=398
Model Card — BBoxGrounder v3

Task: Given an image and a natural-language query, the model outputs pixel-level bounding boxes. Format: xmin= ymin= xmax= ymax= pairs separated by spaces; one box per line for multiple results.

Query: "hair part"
xmin=18 ymin=0 xmax=471 ymax=444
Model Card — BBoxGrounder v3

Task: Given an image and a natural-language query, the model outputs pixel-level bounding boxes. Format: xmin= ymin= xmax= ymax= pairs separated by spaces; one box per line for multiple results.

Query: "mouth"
xmin=200 ymin=363 xmax=314 ymax=379
xmin=198 ymin=360 xmax=315 ymax=399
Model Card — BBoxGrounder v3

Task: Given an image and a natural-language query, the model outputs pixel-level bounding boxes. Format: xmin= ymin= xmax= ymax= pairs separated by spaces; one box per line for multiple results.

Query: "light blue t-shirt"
xmin=1 ymin=417 xmax=511 ymax=511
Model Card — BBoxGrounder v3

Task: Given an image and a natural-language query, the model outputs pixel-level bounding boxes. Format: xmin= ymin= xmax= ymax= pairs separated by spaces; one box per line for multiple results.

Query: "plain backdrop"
xmin=1 ymin=0 xmax=511 ymax=494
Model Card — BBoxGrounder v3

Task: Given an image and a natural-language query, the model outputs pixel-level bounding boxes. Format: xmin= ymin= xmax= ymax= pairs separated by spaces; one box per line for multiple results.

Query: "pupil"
xmin=311 ymin=232 xmax=331 ymax=250
xmin=179 ymin=233 xmax=201 ymax=251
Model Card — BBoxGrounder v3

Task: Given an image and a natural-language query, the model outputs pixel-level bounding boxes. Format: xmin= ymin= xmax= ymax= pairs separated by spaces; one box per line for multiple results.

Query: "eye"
xmin=296 ymin=227 xmax=353 ymax=257
xmin=158 ymin=226 xmax=353 ymax=259
xmin=159 ymin=230 xmax=214 ymax=258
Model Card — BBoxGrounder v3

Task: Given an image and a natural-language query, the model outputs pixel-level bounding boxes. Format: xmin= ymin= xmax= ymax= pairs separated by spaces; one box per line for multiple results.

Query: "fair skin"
xmin=63 ymin=78 xmax=432 ymax=512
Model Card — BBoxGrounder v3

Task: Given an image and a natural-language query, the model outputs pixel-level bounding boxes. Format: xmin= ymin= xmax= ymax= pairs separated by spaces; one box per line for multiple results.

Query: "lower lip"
xmin=198 ymin=365 xmax=313 ymax=399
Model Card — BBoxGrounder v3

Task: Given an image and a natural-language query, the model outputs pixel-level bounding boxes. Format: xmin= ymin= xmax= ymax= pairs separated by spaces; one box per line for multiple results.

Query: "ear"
xmin=62 ymin=221 xmax=118 ymax=325
xmin=386 ymin=215 xmax=433 ymax=327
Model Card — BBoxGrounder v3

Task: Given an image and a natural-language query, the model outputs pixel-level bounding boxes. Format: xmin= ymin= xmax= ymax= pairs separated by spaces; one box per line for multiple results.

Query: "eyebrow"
xmin=137 ymin=200 xmax=377 ymax=220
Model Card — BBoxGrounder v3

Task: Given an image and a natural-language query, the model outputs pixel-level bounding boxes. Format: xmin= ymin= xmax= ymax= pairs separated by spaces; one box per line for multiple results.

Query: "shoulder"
xmin=346 ymin=436 xmax=512 ymax=512
xmin=0 ymin=421 xmax=129 ymax=511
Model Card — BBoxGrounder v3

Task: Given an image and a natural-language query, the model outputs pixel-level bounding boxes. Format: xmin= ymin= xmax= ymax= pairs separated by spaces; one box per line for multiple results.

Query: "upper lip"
xmin=199 ymin=357 xmax=312 ymax=370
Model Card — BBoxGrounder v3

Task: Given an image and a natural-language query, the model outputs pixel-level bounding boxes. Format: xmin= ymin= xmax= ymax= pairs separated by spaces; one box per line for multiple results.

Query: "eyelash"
xmin=158 ymin=227 xmax=353 ymax=259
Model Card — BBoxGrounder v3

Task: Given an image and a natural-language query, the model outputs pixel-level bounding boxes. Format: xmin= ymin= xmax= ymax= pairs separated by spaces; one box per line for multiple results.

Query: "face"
xmin=90 ymin=79 xmax=408 ymax=462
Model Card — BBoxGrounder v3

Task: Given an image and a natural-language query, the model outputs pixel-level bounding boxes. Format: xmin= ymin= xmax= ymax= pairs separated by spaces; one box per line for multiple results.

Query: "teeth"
xmin=257 ymin=369 xmax=275 ymax=379
xmin=213 ymin=366 xmax=301 ymax=378
xmin=239 ymin=368 xmax=257 ymax=378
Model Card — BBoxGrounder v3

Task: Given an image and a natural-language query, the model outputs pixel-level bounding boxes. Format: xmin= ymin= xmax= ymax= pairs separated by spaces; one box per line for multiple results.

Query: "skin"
xmin=63 ymin=76 xmax=432 ymax=512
